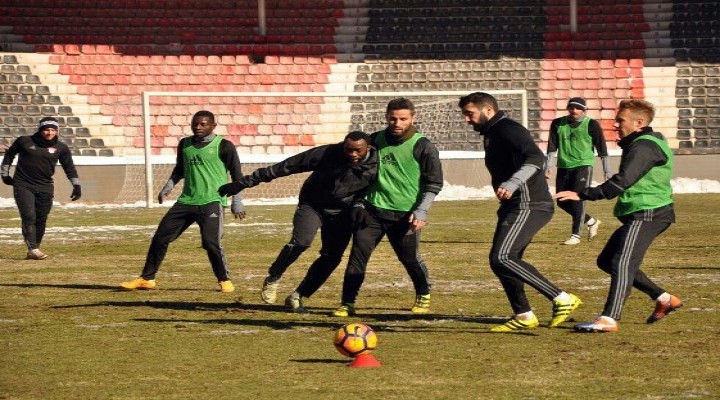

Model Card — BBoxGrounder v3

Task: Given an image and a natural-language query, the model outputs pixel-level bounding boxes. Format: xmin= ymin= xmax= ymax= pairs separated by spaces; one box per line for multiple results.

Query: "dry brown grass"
xmin=1 ymin=195 xmax=719 ymax=399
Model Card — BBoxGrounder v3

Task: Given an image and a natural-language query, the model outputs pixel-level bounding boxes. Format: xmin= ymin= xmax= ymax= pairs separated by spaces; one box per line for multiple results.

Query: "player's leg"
xmin=140 ymin=203 xmax=195 ymax=280
xmin=288 ymin=211 xmax=353 ymax=312
xmin=386 ymin=218 xmax=431 ymax=313
xmin=574 ymin=166 xmax=602 ymax=240
xmin=261 ymin=203 xmax=321 ymax=303
xmin=598 ymin=220 xmax=672 ymax=321
xmin=33 ymin=190 xmax=54 ymax=250
xmin=295 ymin=210 xmax=352 ymax=298
xmin=577 ymin=220 xmax=664 ymax=332
xmin=196 ymin=201 xmax=233 ymax=290
xmin=488 ymin=210 xmax=536 ymax=330
xmin=13 ymin=185 xmax=42 ymax=257
xmin=490 ymin=209 xmax=560 ymax=301
xmin=489 ymin=208 xmax=580 ymax=330
xmin=333 ymin=212 xmax=384 ymax=316
xmin=268 ymin=204 xmax=321 ymax=275
xmin=556 ymin=167 xmax=587 ymax=244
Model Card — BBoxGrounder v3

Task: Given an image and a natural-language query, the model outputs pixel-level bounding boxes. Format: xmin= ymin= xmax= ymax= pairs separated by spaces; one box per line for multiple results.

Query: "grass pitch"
xmin=1 ymin=195 xmax=719 ymax=399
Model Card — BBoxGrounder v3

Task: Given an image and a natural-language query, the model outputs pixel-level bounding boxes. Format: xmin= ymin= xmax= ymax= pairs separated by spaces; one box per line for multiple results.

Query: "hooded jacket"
xmin=1 ymin=131 xmax=78 ymax=193
xmin=243 ymin=142 xmax=378 ymax=212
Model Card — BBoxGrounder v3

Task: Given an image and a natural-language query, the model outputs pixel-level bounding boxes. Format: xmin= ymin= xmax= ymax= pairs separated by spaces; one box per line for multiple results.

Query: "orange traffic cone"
xmin=348 ymin=353 xmax=381 ymax=368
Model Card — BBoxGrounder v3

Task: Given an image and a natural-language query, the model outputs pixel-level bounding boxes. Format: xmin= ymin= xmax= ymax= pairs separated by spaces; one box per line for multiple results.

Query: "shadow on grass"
xmin=421 ymin=239 xmax=491 ymax=244
xmin=290 ymin=359 xmax=348 ymax=364
xmin=128 ymin=313 xmax=517 ymax=334
xmin=51 ymin=301 xmax=283 ymax=312
xmin=49 ymin=299 xmax=534 ymax=333
xmin=0 ymin=283 xmax=121 ymax=290
xmin=0 ymin=283 xmax=206 ymax=291
xmin=135 ymin=317 xmax=344 ymax=330
xmin=653 ymin=265 xmax=720 ymax=270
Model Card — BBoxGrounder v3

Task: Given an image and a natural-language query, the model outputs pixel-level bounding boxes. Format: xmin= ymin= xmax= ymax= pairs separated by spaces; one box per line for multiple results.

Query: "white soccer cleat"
xmin=563 ymin=235 xmax=581 ymax=245
xmin=588 ymin=219 xmax=602 ymax=241
xmin=261 ymin=276 xmax=280 ymax=304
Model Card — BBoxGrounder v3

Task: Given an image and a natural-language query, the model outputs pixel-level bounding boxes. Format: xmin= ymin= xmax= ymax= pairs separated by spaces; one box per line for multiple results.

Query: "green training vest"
xmin=177 ymin=136 xmax=228 ymax=206
xmin=556 ymin=117 xmax=595 ymax=168
xmin=614 ymin=134 xmax=673 ymax=217
xmin=366 ymin=132 xmax=423 ymax=212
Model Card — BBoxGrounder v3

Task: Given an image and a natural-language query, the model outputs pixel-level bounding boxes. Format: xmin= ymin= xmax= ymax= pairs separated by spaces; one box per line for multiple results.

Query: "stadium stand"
xmin=0 ymin=0 xmax=717 ymax=161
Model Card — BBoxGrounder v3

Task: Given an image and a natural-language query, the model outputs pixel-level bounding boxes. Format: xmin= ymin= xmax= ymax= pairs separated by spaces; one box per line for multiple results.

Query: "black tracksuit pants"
xmin=490 ymin=207 xmax=561 ymax=315
xmin=141 ymin=201 xmax=230 ymax=281
xmin=268 ymin=203 xmax=353 ymax=298
xmin=341 ymin=212 xmax=431 ymax=305
xmin=597 ymin=219 xmax=670 ymax=320
xmin=14 ymin=185 xmax=54 ymax=250
xmin=556 ymin=166 xmax=594 ymax=236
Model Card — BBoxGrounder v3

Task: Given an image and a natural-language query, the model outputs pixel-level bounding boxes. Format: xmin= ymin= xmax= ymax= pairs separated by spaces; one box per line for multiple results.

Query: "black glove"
xmin=218 ymin=181 xmax=247 ymax=197
xmin=350 ymin=203 xmax=370 ymax=230
xmin=1 ymin=176 xmax=12 ymax=186
xmin=70 ymin=184 xmax=82 ymax=201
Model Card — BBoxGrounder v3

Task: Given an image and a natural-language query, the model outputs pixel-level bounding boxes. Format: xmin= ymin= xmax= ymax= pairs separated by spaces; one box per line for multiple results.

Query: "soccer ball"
xmin=333 ymin=323 xmax=377 ymax=358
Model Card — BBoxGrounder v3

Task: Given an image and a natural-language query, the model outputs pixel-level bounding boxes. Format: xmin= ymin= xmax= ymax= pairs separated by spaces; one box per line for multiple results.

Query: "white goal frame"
xmin=141 ymin=90 xmax=527 ymax=207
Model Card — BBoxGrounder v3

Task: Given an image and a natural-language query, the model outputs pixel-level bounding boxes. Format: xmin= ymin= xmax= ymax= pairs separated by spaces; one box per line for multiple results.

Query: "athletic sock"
xmin=655 ymin=292 xmax=671 ymax=303
xmin=516 ymin=311 xmax=535 ymax=320
xmin=553 ymin=291 xmax=571 ymax=302
xmin=587 ymin=217 xmax=597 ymax=226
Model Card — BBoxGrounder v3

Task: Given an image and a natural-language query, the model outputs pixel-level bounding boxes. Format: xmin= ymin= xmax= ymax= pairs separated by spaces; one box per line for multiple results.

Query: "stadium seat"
xmin=25 ymin=106 xmax=40 ymax=116
xmin=9 ymin=105 xmax=23 ymax=115
xmin=694 ymin=140 xmax=709 ymax=148
xmin=0 ymin=65 xmax=15 ymax=74
xmin=676 ymin=130 xmax=691 ymax=140
xmin=66 ymin=117 xmax=82 ymax=127
xmin=20 ymin=116 xmax=36 ymax=127
xmin=11 ymin=127 xmax=27 ymax=137
xmin=30 ymin=95 xmax=46 ymax=104
xmin=691 ymin=98 xmax=706 ymax=107
xmin=40 ymin=105 xmax=55 ymax=116
xmin=695 ymin=129 xmax=709 ymax=139
xmin=3 ymin=116 xmax=19 ymax=127
xmin=75 ymin=127 xmax=91 ymax=137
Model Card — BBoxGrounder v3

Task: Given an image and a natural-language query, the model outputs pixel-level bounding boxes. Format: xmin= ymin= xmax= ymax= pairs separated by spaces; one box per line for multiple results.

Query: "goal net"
xmin=137 ymin=90 xmax=527 ymax=206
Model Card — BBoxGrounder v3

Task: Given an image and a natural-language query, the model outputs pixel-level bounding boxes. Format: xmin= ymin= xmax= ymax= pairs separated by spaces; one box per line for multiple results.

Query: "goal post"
xmin=141 ymin=90 xmax=528 ymax=207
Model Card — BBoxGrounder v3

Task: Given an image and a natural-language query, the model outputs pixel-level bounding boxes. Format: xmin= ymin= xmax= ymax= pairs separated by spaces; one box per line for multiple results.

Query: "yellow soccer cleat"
xmin=549 ymin=293 xmax=583 ymax=327
xmin=218 ymin=280 xmax=235 ymax=293
xmin=411 ymin=294 xmax=431 ymax=314
xmin=331 ymin=303 xmax=356 ymax=317
xmin=490 ymin=315 xmax=540 ymax=332
xmin=120 ymin=278 xmax=156 ymax=290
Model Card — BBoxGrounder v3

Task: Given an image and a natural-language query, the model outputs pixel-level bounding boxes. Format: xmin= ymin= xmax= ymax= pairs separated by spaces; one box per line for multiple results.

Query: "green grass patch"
xmin=1 ymin=195 xmax=719 ymax=399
